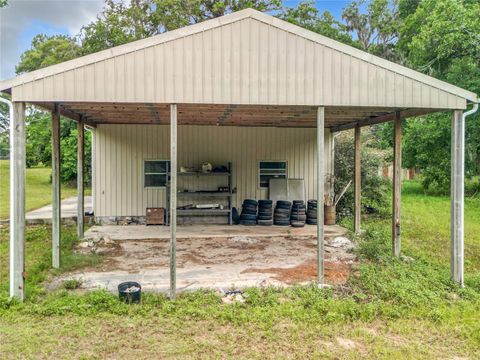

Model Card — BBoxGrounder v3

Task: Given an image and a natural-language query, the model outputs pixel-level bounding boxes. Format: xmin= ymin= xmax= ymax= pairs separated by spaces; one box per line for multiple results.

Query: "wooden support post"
xmin=317 ymin=107 xmax=325 ymax=286
xmin=10 ymin=102 xmax=26 ymax=300
xmin=77 ymin=118 xmax=85 ymax=239
xmin=169 ymin=104 xmax=177 ymax=299
xmin=354 ymin=125 xmax=361 ymax=235
xmin=52 ymin=105 xmax=61 ymax=268
xmin=451 ymin=109 xmax=464 ymax=286
xmin=392 ymin=111 xmax=402 ymax=257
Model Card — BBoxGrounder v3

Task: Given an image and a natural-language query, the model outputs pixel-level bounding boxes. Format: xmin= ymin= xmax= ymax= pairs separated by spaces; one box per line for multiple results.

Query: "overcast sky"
xmin=0 ymin=0 xmax=348 ymax=81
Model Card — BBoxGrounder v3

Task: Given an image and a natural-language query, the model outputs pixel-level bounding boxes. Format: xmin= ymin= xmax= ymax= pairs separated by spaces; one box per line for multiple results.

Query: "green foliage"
xmin=60 ymin=126 xmax=92 ymax=184
xmin=334 ymin=129 xmax=391 ymax=216
xmin=80 ymin=0 xmax=282 ymax=54
xmin=279 ymin=1 xmax=354 ymax=45
xmin=62 ymin=279 xmax=83 ymax=290
xmin=25 ymin=110 xmax=51 ymax=167
xmin=0 ymin=0 xmax=7 ymax=8
xmin=342 ymin=0 xmax=401 ymax=60
xmin=15 ymin=34 xmax=81 ymax=74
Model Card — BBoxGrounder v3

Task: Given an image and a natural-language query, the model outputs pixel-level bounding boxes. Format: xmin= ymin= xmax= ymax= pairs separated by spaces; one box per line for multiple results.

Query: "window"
xmin=144 ymin=160 xmax=170 ymax=187
xmin=259 ymin=161 xmax=287 ymax=188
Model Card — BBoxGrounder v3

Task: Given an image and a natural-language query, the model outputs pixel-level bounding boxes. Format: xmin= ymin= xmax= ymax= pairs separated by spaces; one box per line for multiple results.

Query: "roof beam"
xmin=330 ymin=108 xmax=439 ymax=132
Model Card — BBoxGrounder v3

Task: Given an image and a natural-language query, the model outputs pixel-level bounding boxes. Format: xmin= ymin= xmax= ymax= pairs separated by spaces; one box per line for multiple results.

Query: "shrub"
xmin=334 ymin=129 xmax=391 ymax=218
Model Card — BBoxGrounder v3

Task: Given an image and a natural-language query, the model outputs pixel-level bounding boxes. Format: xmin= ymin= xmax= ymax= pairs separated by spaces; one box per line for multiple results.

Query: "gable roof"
xmin=1 ymin=8 xmax=477 ymax=108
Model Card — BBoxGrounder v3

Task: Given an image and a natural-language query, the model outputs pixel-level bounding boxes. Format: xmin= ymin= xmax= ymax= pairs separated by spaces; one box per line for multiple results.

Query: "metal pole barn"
xmin=392 ymin=111 xmax=402 ymax=257
xmin=10 ymin=102 xmax=26 ymax=300
xmin=451 ymin=109 xmax=464 ymax=286
xmin=51 ymin=104 xmax=61 ymax=268
xmin=317 ymin=107 xmax=325 ymax=286
xmin=354 ymin=125 xmax=361 ymax=235
xmin=77 ymin=117 xmax=85 ymax=239
xmin=170 ymin=104 xmax=178 ymax=299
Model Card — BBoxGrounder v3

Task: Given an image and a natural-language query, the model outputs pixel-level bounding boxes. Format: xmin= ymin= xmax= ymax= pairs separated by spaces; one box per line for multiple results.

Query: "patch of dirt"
xmin=336 ymin=337 xmax=357 ymax=349
xmin=241 ymin=259 xmax=354 ymax=285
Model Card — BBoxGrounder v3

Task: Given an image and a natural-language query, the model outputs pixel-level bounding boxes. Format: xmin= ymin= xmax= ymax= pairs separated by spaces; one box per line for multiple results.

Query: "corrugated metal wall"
xmin=93 ymin=125 xmax=332 ymax=217
xmin=13 ymin=17 xmax=466 ymax=109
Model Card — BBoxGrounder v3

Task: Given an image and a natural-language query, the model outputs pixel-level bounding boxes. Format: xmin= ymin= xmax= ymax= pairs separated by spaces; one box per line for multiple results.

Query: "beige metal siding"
xmin=94 ymin=125 xmax=332 ymax=217
xmin=10 ymin=15 xmax=470 ymax=109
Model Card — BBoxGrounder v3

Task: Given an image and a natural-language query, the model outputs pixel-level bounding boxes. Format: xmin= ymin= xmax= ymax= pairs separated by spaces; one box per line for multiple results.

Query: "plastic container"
xmin=118 ymin=281 xmax=141 ymax=303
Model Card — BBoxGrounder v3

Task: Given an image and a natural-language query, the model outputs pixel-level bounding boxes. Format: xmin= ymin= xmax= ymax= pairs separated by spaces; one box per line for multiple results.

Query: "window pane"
xmin=145 ymin=174 xmax=166 ymax=187
xmin=145 ymin=161 xmax=168 ymax=173
xmin=260 ymin=169 xmax=287 ymax=175
xmin=260 ymin=174 xmax=286 ymax=188
xmin=260 ymin=161 xmax=286 ymax=170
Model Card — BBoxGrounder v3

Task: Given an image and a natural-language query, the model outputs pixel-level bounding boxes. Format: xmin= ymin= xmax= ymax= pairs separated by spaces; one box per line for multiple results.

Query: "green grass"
xmin=0 ymin=159 xmax=85 ymax=219
xmin=0 ymin=180 xmax=480 ymax=358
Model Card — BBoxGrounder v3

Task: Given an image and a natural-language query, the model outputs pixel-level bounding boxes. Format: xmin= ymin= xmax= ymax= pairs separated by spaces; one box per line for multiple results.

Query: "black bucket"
xmin=118 ymin=281 xmax=141 ymax=304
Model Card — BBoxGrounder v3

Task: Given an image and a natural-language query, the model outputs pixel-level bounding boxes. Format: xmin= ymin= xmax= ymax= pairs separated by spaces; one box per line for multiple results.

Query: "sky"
xmin=0 ymin=0 xmax=350 ymax=81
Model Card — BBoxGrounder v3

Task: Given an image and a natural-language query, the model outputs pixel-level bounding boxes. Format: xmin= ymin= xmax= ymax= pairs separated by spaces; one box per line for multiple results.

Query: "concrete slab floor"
xmin=85 ymin=223 xmax=347 ymax=241
xmin=53 ymin=225 xmax=356 ymax=293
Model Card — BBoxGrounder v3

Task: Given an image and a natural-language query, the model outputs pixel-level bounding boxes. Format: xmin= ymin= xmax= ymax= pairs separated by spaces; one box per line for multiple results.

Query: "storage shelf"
xmin=177 ymin=191 xmax=232 ymax=197
xmin=177 ymin=209 xmax=231 ymax=216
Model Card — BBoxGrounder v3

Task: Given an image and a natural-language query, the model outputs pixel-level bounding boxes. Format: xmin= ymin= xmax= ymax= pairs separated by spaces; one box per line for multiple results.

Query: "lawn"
xmin=0 ymin=159 xmax=78 ymax=219
xmin=0 ymin=180 xmax=479 ymax=359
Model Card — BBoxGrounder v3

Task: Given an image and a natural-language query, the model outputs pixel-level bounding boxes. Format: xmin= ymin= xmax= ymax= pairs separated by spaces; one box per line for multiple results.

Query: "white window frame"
xmin=144 ymin=159 xmax=170 ymax=188
xmin=258 ymin=160 xmax=288 ymax=189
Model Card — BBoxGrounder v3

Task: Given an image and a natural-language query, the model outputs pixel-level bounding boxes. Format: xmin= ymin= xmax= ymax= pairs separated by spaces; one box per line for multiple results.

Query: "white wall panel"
xmin=94 ymin=124 xmax=333 ymax=217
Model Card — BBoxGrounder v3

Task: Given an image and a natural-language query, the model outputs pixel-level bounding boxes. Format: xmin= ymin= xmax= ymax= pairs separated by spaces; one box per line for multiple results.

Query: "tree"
xmin=80 ymin=0 xmax=282 ymax=54
xmin=16 ymin=34 xmax=81 ymax=74
xmin=342 ymin=0 xmax=401 ymax=60
xmin=371 ymin=0 xmax=480 ymax=192
xmin=279 ymin=0 xmax=354 ymax=45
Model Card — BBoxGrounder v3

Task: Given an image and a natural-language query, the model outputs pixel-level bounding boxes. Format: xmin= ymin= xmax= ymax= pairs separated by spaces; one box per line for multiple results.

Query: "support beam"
xmin=52 ymin=105 xmax=61 ymax=268
xmin=77 ymin=118 xmax=85 ymax=239
xmin=10 ymin=102 xmax=26 ymax=300
xmin=317 ymin=107 xmax=325 ymax=286
xmin=392 ymin=111 xmax=402 ymax=257
xmin=354 ymin=125 xmax=361 ymax=235
xmin=169 ymin=104 xmax=177 ymax=299
xmin=451 ymin=109 xmax=464 ymax=286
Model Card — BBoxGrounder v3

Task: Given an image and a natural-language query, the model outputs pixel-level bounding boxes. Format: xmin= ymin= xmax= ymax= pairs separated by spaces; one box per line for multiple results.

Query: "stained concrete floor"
xmin=53 ymin=225 xmax=356 ymax=293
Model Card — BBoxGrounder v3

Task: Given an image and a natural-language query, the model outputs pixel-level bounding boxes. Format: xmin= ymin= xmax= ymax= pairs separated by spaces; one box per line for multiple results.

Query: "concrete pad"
xmin=26 ymin=196 xmax=92 ymax=222
xmin=85 ymin=223 xmax=347 ymax=241
xmin=53 ymin=224 xmax=355 ymax=293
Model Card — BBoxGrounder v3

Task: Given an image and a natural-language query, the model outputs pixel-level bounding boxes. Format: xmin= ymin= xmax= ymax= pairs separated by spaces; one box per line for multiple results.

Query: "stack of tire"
xmin=257 ymin=200 xmax=273 ymax=226
xmin=274 ymin=200 xmax=291 ymax=226
xmin=240 ymin=199 xmax=258 ymax=226
xmin=290 ymin=200 xmax=307 ymax=227
xmin=306 ymin=200 xmax=318 ymax=225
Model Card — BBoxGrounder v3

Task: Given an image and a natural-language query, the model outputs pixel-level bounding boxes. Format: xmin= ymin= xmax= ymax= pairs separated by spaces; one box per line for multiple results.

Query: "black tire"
xmin=306 ymin=220 xmax=318 ymax=225
xmin=258 ymin=200 xmax=273 ymax=206
xmin=292 ymin=200 xmax=305 ymax=206
xmin=276 ymin=204 xmax=291 ymax=210
xmin=258 ymin=216 xmax=273 ymax=221
xmin=240 ymin=214 xmax=257 ymax=221
xmin=257 ymin=219 xmax=273 ymax=226
xmin=276 ymin=200 xmax=291 ymax=207
xmin=242 ymin=205 xmax=257 ymax=212
xmin=291 ymin=221 xmax=305 ymax=228
xmin=291 ymin=215 xmax=307 ymax=221
xmin=243 ymin=199 xmax=258 ymax=206
xmin=274 ymin=221 xmax=290 ymax=226
xmin=232 ymin=207 xmax=240 ymax=225
xmin=274 ymin=208 xmax=290 ymax=215
xmin=258 ymin=210 xmax=273 ymax=216
xmin=240 ymin=220 xmax=257 ymax=226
